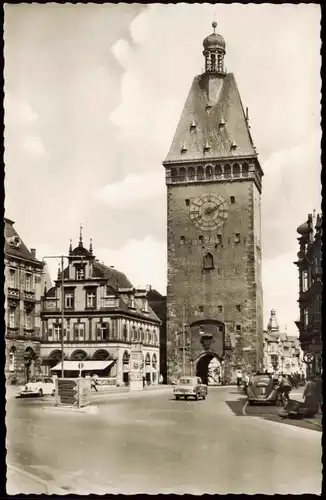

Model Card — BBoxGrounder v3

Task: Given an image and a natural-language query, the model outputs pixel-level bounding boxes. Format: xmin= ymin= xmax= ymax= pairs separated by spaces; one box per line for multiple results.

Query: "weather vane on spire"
xmin=79 ymin=223 xmax=83 ymax=247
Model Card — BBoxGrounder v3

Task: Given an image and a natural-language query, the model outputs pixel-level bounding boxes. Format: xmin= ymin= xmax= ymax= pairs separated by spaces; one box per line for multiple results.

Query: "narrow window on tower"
xmin=199 ymin=235 xmax=204 ymax=244
xmin=230 ymin=196 xmax=235 ymax=204
xmin=203 ymin=253 xmax=214 ymax=271
xmin=180 ymin=236 xmax=185 ymax=246
xmin=236 ymin=324 xmax=242 ymax=332
xmin=185 ymin=199 xmax=190 ymax=206
xmin=199 ymin=306 xmax=204 ymax=313
xmin=218 ymin=305 xmax=223 ymax=313
xmin=235 ymin=233 xmax=240 ymax=244
xmin=217 ymin=234 xmax=222 ymax=245
xmin=236 ymin=305 xmax=241 ymax=312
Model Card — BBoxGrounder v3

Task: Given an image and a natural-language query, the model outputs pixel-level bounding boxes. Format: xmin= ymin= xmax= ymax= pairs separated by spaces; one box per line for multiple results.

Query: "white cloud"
xmin=22 ymin=134 xmax=46 ymax=158
xmin=129 ymin=10 xmax=150 ymax=44
xmin=4 ymin=95 xmax=39 ymax=128
xmin=96 ymin=171 xmax=165 ymax=209
xmin=96 ymin=236 xmax=167 ymax=293
xmin=111 ymin=39 xmax=131 ymax=68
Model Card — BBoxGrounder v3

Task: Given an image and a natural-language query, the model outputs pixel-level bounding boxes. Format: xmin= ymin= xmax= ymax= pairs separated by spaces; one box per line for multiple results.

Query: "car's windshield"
xmin=179 ymin=378 xmax=195 ymax=385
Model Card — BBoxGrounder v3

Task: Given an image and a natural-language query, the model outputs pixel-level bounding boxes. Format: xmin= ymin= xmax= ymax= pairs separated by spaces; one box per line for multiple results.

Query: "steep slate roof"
xmin=164 ymin=73 xmax=256 ymax=163
xmin=92 ymin=261 xmax=133 ymax=289
xmin=4 ymin=218 xmax=42 ymax=265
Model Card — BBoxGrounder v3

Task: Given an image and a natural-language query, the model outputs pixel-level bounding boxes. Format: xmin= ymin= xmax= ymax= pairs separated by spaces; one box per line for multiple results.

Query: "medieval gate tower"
xmin=163 ymin=23 xmax=264 ymax=384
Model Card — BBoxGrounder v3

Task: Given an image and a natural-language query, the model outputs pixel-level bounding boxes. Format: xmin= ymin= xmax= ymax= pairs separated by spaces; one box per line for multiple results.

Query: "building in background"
xmin=294 ymin=211 xmax=322 ymax=376
xmin=40 ymin=231 xmax=161 ymax=386
xmin=164 ymin=22 xmax=264 ymax=384
xmin=147 ymin=288 xmax=167 ymax=383
xmin=4 ymin=218 xmax=43 ymax=384
xmin=263 ymin=310 xmax=304 ymax=375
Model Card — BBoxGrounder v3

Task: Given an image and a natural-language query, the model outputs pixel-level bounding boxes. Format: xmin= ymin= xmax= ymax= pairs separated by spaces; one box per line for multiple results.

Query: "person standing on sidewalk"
xmin=236 ymin=370 xmax=242 ymax=387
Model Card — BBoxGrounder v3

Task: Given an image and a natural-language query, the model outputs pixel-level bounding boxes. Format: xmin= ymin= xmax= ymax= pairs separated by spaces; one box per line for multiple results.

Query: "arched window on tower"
xmin=217 ymin=53 xmax=223 ymax=72
xmin=242 ymin=163 xmax=249 ymax=177
xmin=203 ymin=253 xmax=214 ymax=271
xmin=215 ymin=165 xmax=222 ymax=177
xmin=197 ymin=166 xmax=204 ymax=181
xmin=224 ymin=164 xmax=231 ymax=179
xmin=233 ymin=164 xmax=240 ymax=178
xmin=206 ymin=165 xmax=213 ymax=179
xmin=179 ymin=167 xmax=186 ymax=181
xmin=188 ymin=167 xmax=195 ymax=181
xmin=211 ymin=53 xmax=216 ymax=72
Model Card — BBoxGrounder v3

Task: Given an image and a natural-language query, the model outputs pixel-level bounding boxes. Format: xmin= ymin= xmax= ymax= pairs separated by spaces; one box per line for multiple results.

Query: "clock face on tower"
xmin=189 ymin=194 xmax=228 ymax=231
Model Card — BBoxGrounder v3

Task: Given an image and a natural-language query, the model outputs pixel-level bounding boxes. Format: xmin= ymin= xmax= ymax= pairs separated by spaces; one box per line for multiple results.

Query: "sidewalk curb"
xmin=7 ymin=464 xmax=67 ymax=494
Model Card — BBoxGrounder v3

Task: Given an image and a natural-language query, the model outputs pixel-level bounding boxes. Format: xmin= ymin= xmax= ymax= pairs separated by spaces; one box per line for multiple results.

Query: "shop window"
xmin=9 ymin=347 xmax=16 ymax=372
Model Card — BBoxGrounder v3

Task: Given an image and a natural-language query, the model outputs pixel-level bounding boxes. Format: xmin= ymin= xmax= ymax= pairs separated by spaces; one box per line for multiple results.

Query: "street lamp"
xmin=42 ymin=255 xmax=68 ymax=379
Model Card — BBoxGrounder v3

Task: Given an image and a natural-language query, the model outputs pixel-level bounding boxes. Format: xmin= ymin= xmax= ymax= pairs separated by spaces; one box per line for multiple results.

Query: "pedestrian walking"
xmin=91 ymin=373 xmax=99 ymax=392
xmin=236 ymin=370 xmax=242 ymax=387
xmin=159 ymin=374 xmax=163 ymax=384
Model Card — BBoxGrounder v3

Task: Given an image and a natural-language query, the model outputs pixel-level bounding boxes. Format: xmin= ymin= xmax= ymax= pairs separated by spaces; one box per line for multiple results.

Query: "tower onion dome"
xmin=296 ymin=221 xmax=309 ymax=235
xmin=203 ymin=22 xmax=226 ymax=51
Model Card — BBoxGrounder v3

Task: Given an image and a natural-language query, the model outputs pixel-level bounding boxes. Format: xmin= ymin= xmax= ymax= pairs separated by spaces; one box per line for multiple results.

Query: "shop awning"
xmin=51 ymin=360 xmax=114 ymax=372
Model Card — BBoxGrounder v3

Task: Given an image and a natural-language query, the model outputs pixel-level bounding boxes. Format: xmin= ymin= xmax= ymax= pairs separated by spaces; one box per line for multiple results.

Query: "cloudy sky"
xmin=4 ymin=3 xmax=321 ymax=334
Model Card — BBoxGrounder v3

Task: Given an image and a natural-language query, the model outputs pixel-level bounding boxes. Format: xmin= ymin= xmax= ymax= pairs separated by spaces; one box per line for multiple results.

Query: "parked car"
xmin=173 ymin=376 xmax=207 ymax=400
xmin=246 ymin=373 xmax=280 ymax=405
xmin=16 ymin=377 xmax=56 ymax=398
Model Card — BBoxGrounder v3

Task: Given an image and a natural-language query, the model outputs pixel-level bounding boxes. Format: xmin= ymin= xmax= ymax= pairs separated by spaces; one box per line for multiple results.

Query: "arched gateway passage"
xmin=196 ymin=353 xmax=221 ymax=386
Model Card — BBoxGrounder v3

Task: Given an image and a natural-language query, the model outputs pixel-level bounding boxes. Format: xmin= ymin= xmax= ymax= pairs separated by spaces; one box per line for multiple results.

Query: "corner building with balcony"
xmin=163 ymin=23 xmax=264 ymax=384
xmin=4 ymin=218 xmax=43 ymax=384
xmin=40 ymin=232 xmax=161 ymax=386
xmin=294 ymin=212 xmax=322 ymax=376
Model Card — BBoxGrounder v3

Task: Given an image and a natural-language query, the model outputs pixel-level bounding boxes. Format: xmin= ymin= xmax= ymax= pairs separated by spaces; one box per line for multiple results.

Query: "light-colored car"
xmin=17 ymin=377 xmax=56 ymax=398
xmin=173 ymin=376 xmax=208 ymax=400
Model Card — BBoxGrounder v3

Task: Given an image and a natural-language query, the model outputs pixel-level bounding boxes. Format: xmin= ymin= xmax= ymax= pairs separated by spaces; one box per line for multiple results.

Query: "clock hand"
xmin=204 ymin=206 xmax=218 ymax=215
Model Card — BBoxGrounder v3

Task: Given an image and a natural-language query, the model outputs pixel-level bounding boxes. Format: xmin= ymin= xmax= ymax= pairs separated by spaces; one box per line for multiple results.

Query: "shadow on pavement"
xmin=226 ymin=398 xmax=322 ymax=432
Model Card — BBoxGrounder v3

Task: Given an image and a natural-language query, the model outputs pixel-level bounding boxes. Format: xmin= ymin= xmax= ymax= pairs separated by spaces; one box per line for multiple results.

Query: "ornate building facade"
xmin=164 ymin=22 xmax=264 ymax=384
xmin=294 ymin=211 xmax=322 ymax=376
xmin=4 ymin=218 xmax=43 ymax=384
xmin=40 ymin=232 xmax=161 ymax=386
xmin=263 ymin=310 xmax=304 ymax=375
xmin=148 ymin=288 xmax=167 ymax=383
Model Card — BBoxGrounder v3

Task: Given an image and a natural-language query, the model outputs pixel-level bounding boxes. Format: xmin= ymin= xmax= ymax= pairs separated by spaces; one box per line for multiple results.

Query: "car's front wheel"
xmin=38 ymin=389 xmax=43 ymax=397
xmin=202 ymin=394 xmax=206 ymax=400
xmin=194 ymin=393 xmax=198 ymax=400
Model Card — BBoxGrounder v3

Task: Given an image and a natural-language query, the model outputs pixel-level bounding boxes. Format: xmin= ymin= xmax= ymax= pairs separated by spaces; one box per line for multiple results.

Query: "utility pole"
xmin=60 ymin=256 xmax=65 ymax=378
xmin=182 ymin=305 xmax=186 ymax=377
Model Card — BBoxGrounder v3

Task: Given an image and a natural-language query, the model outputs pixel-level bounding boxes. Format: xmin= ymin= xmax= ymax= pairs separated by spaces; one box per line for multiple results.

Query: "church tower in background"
xmin=163 ymin=22 xmax=264 ymax=384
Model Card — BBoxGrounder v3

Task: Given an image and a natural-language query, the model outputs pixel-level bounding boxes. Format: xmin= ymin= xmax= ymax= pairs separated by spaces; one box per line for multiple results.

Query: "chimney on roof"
xmin=31 ymin=248 xmax=36 ymax=258
xmin=146 ymin=285 xmax=151 ymax=292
